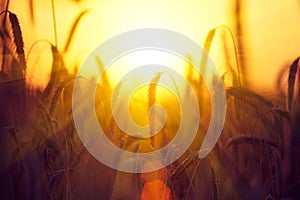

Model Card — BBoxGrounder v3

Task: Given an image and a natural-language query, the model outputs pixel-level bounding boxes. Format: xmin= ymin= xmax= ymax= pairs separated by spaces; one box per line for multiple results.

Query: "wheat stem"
xmin=51 ymin=0 xmax=58 ymax=47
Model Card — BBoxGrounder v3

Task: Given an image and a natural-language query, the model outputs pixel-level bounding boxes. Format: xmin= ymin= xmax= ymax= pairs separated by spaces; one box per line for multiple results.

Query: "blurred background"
xmin=7 ymin=0 xmax=300 ymax=99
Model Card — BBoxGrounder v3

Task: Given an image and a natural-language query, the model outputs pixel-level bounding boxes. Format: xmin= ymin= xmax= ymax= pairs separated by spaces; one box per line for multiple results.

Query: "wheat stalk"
xmin=51 ymin=0 xmax=58 ymax=47
xmin=148 ymin=72 xmax=162 ymax=139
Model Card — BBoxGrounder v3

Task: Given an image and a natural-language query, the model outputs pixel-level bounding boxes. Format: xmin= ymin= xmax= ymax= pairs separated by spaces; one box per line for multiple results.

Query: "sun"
xmin=105 ymin=49 xmax=187 ymax=87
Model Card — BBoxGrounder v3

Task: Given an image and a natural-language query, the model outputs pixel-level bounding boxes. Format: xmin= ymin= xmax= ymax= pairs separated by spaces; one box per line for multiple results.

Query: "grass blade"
xmin=63 ymin=9 xmax=89 ymax=53
xmin=199 ymin=28 xmax=216 ymax=76
xmin=287 ymin=57 xmax=299 ymax=111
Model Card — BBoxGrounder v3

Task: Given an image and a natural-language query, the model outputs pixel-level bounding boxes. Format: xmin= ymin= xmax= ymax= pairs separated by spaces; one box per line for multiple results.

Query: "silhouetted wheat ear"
xmin=8 ymin=12 xmax=26 ymax=69
xmin=50 ymin=45 xmax=67 ymax=75
xmin=227 ymin=135 xmax=279 ymax=149
xmin=211 ymin=166 xmax=220 ymax=200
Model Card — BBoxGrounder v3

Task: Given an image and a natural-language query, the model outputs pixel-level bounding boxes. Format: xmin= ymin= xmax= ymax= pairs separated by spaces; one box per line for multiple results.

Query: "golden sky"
xmin=9 ymin=0 xmax=300 ymax=95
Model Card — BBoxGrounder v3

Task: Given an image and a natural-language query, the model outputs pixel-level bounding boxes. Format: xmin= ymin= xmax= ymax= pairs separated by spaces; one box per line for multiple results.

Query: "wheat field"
xmin=0 ymin=0 xmax=300 ymax=200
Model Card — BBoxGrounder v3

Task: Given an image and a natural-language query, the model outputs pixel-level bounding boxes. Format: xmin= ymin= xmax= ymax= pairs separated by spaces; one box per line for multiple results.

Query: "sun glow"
xmin=9 ymin=0 xmax=230 ymax=89
xmin=105 ymin=50 xmax=188 ymax=87
xmin=9 ymin=0 xmax=300 ymax=95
